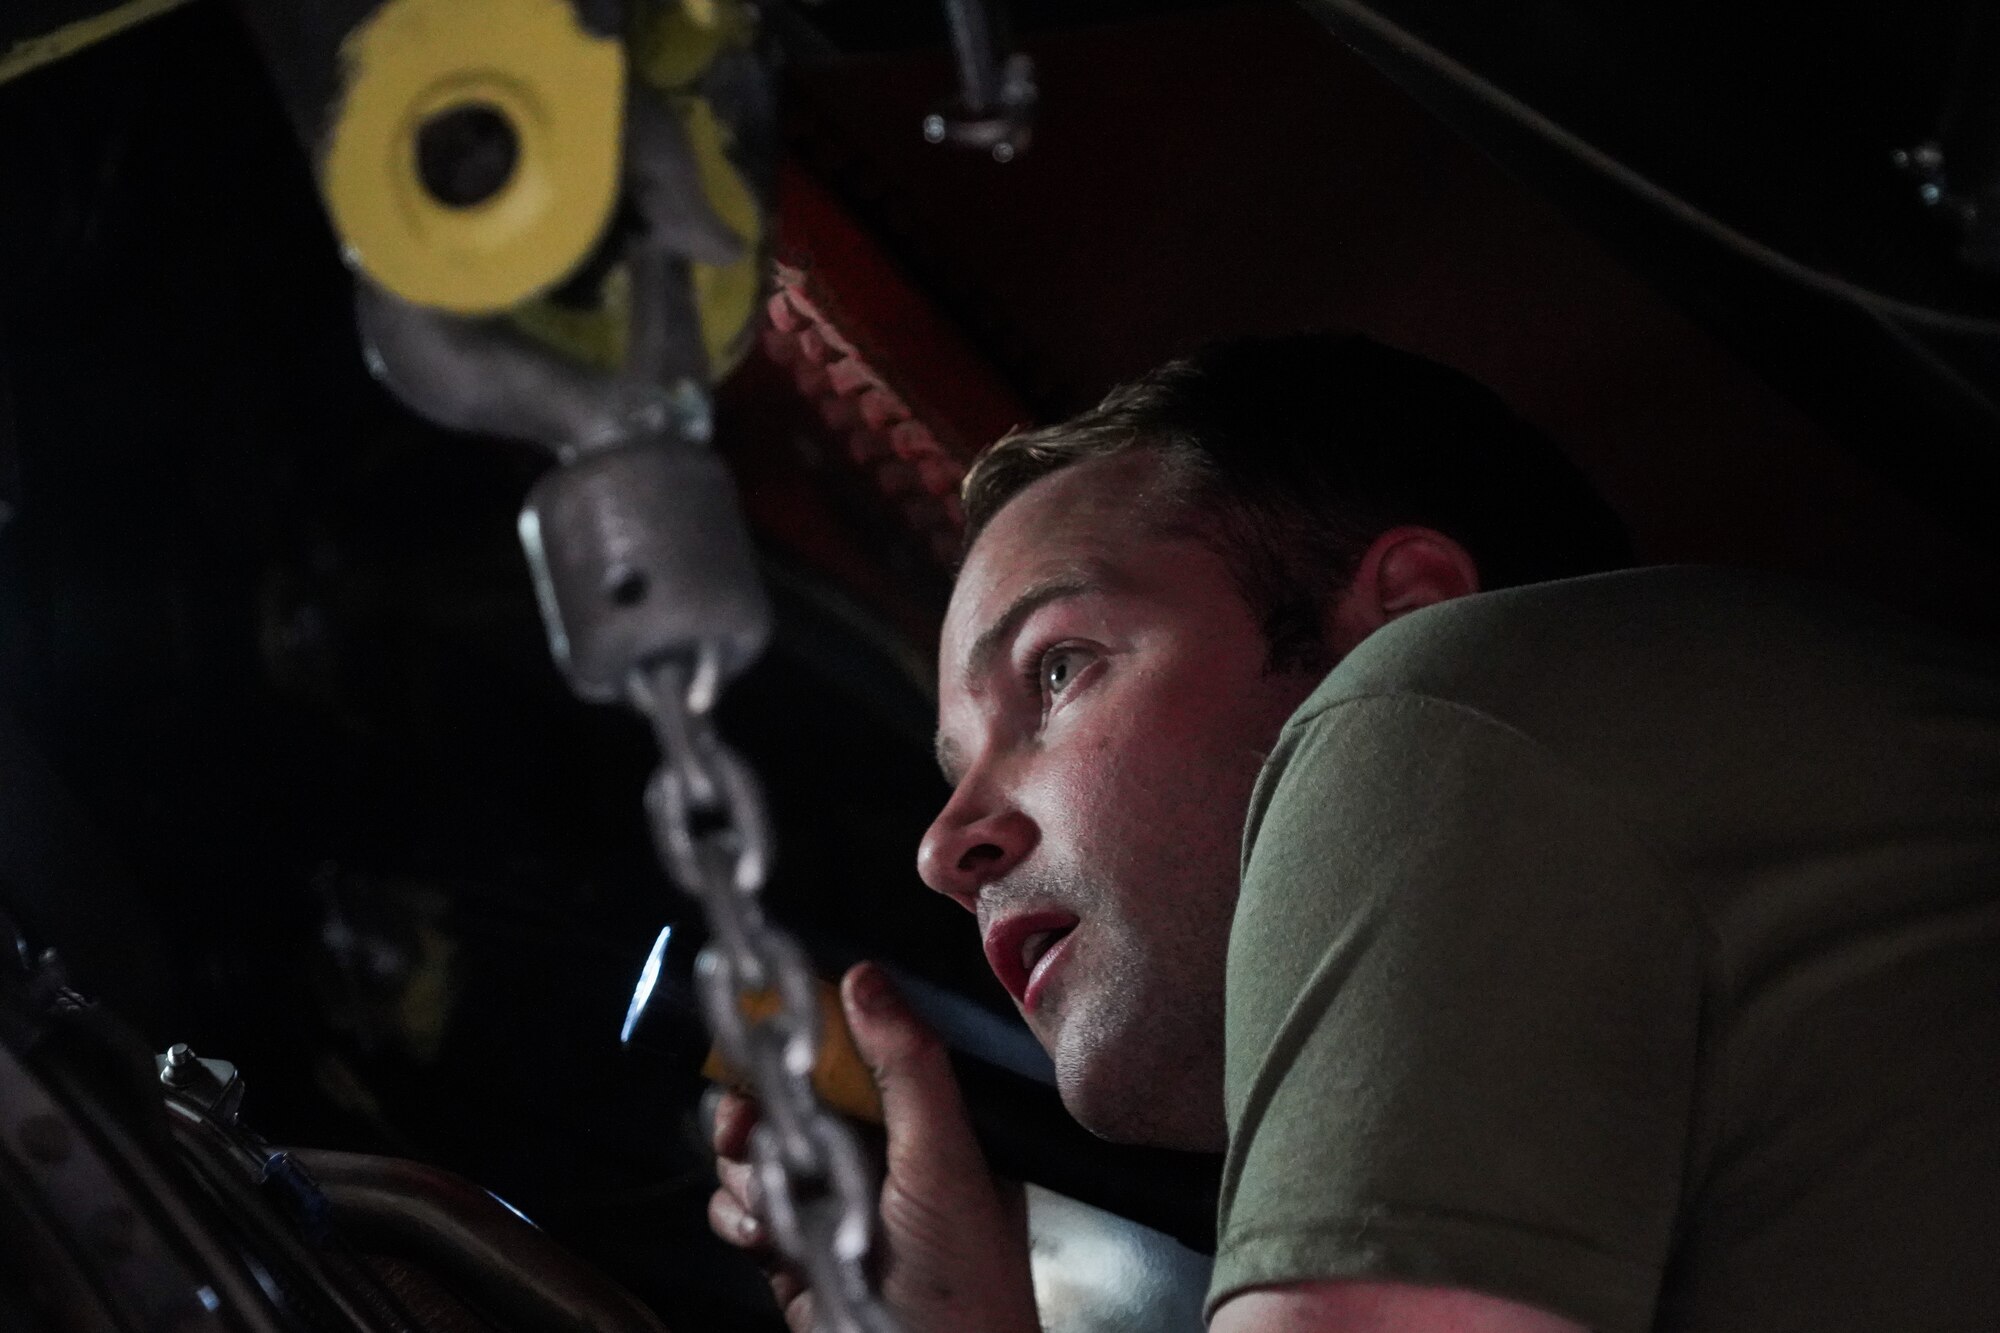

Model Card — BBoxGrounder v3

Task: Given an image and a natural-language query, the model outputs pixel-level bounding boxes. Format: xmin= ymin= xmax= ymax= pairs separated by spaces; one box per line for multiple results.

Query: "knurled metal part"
xmin=519 ymin=444 xmax=773 ymax=704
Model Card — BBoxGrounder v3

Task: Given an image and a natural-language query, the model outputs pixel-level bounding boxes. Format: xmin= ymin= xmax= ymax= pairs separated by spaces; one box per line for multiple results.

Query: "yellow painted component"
xmin=630 ymin=0 xmax=764 ymax=374
xmin=683 ymin=95 xmax=764 ymax=375
xmin=701 ymin=979 xmax=885 ymax=1126
xmin=323 ymin=0 xmax=625 ymax=315
xmin=0 ymin=0 xmax=191 ymax=88
xmin=508 ymin=266 xmax=632 ymax=373
xmin=505 ymin=0 xmax=764 ymax=378
xmin=629 ymin=0 xmax=753 ymax=93
xmin=630 ymin=0 xmax=766 ymax=375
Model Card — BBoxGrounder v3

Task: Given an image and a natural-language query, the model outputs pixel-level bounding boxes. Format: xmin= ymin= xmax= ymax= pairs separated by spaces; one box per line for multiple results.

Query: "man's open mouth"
xmin=1020 ymin=924 xmax=1071 ymax=975
xmin=983 ymin=910 xmax=1081 ymax=1006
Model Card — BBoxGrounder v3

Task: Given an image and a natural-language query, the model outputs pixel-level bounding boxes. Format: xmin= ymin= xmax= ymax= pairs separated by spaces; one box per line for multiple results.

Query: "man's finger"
xmin=715 ymin=1154 xmax=758 ymax=1210
xmin=778 ymin=1283 xmax=813 ymax=1333
xmin=707 ymin=1186 xmax=766 ymax=1250
xmin=710 ymin=1187 xmax=813 ymax=1330
xmin=709 ymin=1087 xmax=760 ymax=1160
xmin=839 ymin=962 xmax=993 ymax=1198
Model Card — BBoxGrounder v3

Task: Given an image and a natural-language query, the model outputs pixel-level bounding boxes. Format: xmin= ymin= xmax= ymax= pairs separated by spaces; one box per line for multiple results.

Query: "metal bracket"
xmin=925 ymin=0 xmax=1037 ymax=162
xmin=156 ymin=1043 xmax=247 ymax=1127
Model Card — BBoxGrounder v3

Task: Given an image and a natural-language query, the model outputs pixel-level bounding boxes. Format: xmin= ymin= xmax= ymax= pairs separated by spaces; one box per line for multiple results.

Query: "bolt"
xmin=992 ymin=141 xmax=1016 ymax=164
xmin=922 ymin=114 xmax=947 ymax=144
xmin=19 ymin=1113 xmax=71 ymax=1163
xmin=161 ymin=1044 xmax=198 ymax=1087
xmin=1920 ymin=182 xmax=1944 ymax=206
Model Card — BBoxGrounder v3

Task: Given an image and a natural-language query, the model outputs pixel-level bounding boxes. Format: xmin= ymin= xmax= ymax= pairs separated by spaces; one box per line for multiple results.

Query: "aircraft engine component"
xmin=0 ymin=927 xmax=668 ymax=1333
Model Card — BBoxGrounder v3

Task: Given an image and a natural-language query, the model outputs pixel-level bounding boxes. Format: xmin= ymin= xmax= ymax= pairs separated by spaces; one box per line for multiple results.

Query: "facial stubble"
xmin=1028 ymin=865 xmax=1233 ymax=1152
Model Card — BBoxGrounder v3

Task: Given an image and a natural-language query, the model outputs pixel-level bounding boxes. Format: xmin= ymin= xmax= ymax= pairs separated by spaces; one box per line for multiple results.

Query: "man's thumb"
xmin=840 ymin=962 xmax=989 ymax=1185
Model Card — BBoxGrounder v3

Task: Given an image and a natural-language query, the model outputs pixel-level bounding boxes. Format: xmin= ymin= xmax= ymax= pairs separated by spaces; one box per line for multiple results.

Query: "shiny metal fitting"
xmin=519 ymin=442 xmax=773 ymax=704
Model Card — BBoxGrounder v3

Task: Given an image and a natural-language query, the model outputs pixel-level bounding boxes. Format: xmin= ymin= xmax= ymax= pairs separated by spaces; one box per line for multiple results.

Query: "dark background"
xmin=2 ymin=1 xmax=1997 ymax=1327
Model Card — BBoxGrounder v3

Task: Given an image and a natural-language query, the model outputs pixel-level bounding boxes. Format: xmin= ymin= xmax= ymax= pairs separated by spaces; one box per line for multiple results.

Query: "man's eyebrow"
xmin=964 ymin=576 xmax=1099 ymax=690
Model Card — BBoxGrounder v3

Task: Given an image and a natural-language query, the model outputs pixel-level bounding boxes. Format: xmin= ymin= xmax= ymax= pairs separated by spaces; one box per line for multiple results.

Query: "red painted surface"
xmin=772 ymin=163 xmax=1030 ymax=465
xmin=776 ymin=3 xmax=2000 ymax=634
xmin=719 ymin=163 xmax=1046 ymax=643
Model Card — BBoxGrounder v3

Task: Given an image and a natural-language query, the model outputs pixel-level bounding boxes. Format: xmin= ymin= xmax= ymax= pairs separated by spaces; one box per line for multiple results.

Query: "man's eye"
xmin=1040 ymin=647 xmax=1088 ymax=698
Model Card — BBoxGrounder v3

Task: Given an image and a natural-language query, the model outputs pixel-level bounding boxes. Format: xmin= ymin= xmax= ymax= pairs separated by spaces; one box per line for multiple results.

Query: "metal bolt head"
xmin=922 ymin=114 xmax=947 ymax=144
xmin=161 ymin=1043 xmax=198 ymax=1086
xmin=992 ymin=141 xmax=1016 ymax=164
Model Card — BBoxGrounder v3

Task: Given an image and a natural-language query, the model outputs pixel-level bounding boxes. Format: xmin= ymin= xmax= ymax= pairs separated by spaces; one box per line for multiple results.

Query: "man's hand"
xmin=707 ymin=962 xmax=1042 ymax=1333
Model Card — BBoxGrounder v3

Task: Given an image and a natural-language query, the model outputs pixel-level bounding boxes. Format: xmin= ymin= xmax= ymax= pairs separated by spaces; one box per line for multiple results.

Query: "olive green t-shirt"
xmin=1210 ymin=567 xmax=2000 ymax=1332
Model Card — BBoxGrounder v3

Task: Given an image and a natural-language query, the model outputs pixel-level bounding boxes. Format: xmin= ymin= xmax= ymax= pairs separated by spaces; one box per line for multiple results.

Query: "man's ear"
xmin=1325 ymin=526 xmax=1481 ymax=656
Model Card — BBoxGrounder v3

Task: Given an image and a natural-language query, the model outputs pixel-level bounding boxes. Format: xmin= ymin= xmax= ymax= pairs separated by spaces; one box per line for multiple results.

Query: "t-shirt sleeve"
xmin=1208 ymin=694 xmax=1705 ymax=1333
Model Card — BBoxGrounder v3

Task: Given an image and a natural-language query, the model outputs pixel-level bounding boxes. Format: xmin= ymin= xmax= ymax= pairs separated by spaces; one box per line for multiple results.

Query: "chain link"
xmin=629 ymin=657 xmax=903 ymax=1333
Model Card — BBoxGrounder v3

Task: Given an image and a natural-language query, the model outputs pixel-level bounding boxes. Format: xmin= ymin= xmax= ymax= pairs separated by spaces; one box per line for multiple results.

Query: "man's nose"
xmin=917 ymin=790 xmax=1037 ymax=911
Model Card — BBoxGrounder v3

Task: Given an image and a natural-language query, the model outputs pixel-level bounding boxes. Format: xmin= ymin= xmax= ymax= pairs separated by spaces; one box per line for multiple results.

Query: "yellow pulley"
xmin=323 ymin=0 xmax=625 ymax=315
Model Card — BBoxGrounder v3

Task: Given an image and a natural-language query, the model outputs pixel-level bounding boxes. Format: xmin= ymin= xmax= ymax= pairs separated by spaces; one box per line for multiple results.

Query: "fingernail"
xmin=738 ymin=1213 xmax=761 ymax=1242
xmin=847 ymin=963 xmax=891 ymax=1015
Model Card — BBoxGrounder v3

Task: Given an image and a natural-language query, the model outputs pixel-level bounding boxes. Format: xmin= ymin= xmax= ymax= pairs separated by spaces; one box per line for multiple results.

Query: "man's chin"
xmin=1056 ymin=1072 xmax=1222 ymax=1150
xmin=1054 ymin=1076 xmax=1149 ymax=1144
xmin=1046 ymin=1020 xmax=1127 ymax=1135
xmin=1045 ymin=1007 xmax=1227 ymax=1150
xmin=1051 ymin=1041 xmax=1198 ymax=1148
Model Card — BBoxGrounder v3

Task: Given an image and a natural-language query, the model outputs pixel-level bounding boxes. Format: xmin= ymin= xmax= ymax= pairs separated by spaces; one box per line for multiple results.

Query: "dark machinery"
xmin=6 ymin=0 xmax=2000 ymax=1330
xmin=0 ymin=913 xmax=674 ymax=1332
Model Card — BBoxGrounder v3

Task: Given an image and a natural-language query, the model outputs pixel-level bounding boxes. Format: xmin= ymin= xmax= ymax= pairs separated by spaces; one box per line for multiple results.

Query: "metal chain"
xmin=348 ymin=18 xmax=941 ymax=1318
xmin=628 ymin=655 xmax=903 ymax=1333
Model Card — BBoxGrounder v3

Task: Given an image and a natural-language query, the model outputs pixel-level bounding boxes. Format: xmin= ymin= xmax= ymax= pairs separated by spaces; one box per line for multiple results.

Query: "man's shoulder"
xmin=1285 ymin=564 xmax=1946 ymax=736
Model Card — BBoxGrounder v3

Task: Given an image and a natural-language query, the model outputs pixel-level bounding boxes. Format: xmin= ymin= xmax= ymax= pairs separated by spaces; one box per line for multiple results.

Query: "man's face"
xmin=921 ymin=450 xmax=1323 ymax=1150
